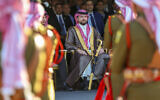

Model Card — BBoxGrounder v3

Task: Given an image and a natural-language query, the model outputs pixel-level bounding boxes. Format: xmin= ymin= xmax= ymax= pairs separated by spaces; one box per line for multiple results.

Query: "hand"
xmin=99 ymin=48 xmax=104 ymax=55
xmin=109 ymin=49 xmax=113 ymax=57
xmin=77 ymin=49 xmax=87 ymax=55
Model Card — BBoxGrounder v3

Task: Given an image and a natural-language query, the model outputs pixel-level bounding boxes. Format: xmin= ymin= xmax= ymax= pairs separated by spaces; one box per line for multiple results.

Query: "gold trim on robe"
xmin=74 ymin=26 xmax=94 ymax=56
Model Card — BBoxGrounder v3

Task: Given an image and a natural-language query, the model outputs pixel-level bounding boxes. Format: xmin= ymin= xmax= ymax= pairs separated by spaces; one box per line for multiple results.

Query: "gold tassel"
xmin=48 ymin=68 xmax=55 ymax=100
xmin=88 ymin=73 xmax=94 ymax=90
xmin=33 ymin=50 xmax=46 ymax=93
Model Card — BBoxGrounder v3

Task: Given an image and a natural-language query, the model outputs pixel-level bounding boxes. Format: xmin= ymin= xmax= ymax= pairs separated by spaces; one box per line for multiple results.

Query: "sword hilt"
xmin=95 ymin=39 xmax=102 ymax=57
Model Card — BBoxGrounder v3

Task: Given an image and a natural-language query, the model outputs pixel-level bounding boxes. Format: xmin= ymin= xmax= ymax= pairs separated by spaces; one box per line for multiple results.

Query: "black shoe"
xmin=82 ymin=78 xmax=89 ymax=90
xmin=91 ymin=80 xmax=99 ymax=89
xmin=83 ymin=85 xmax=89 ymax=91
xmin=63 ymin=82 xmax=73 ymax=91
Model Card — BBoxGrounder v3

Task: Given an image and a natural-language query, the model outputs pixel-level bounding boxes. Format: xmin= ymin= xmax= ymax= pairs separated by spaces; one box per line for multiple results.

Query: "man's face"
xmin=86 ymin=1 xmax=94 ymax=12
xmin=96 ymin=2 xmax=104 ymax=11
xmin=52 ymin=0 xmax=58 ymax=6
xmin=76 ymin=0 xmax=83 ymax=6
xmin=41 ymin=15 xmax=48 ymax=25
xmin=55 ymin=5 xmax=62 ymax=15
xmin=77 ymin=15 xmax=88 ymax=25
xmin=63 ymin=4 xmax=71 ymax=15
xmin=80 ymin=5 xmax=87 ymax=10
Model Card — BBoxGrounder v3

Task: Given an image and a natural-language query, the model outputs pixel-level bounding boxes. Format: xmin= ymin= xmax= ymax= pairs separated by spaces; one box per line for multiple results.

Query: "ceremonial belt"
xmin=123 ymin=67 xmax=160 ymax=83
xmin=118 ymin=67 xmax=160 ymax=100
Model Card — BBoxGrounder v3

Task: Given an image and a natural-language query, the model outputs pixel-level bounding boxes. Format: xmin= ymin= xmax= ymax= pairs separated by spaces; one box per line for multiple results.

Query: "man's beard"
xmin=79 ymin=21 xmax=87 ymax=25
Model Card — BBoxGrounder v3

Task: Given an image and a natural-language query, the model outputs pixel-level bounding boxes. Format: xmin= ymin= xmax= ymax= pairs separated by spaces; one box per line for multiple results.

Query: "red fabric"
xmin=125 ymin=23 xmax=131 ymax=68
xmin=95 ymin=79 xmax=105 ymax=100
xmin=105 ymin=76 xmax=113 ymax=100
xmin=119 ymin=82 xmax=130 ymax=100
xmin=108 ymin=16 xmax=113 ymax=48
xmin=95 ymin=59 xmax=113 ymax=100
xmin=154 ymin=76 xmax=160 ymax=81
xmin=105 ymin=60 xmax=113 ymax=100
xmin=53 ymin=44 xmax=59 ymax=64
xmin=95 ymin=77 xmax=113 ymax=100
xmin=57 ymin=41 xmax=64 ymax=64
xmin=108 ymin=16 xmax=113 ymax=36
xmin=126 ymin=23 xmax=131 ymax=49
xmin=52 ymin=28 xmax=64 ymax=65
xmin=105 ymin=88 xmax=113 ymax=100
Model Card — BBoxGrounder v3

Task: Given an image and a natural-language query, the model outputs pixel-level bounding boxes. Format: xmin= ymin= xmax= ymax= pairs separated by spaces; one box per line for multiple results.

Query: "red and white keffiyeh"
xmin=132 ymin=0 xmax=160 ymax=52
xmin=115 ymin=0 xmax=135 ymax=22
xmin=0 ymin=0 xmax=31 ymax=99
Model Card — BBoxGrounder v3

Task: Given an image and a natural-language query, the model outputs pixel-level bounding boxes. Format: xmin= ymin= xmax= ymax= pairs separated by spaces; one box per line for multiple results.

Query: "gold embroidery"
xmin=74 ymin=26 xmax=94 ymax=56
xmin=90 ymin=28 xmax=94 ymax=55
xmin=115 ymin=30 xmax=123 ymax=44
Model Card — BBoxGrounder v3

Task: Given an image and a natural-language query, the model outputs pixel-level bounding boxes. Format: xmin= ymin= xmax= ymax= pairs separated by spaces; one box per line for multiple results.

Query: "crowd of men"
xmin=42 ymin=0 xmax=115 ymax=39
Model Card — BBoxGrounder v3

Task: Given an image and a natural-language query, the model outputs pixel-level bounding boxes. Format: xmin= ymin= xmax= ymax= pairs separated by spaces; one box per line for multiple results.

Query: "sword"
xmin=88 ymin=39 xmax=103 ymax=90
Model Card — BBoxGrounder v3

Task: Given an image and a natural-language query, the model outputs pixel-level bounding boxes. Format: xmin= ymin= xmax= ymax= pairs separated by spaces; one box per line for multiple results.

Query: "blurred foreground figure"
xmin=0 ymin=0 xmax=31 ymax=100
xmin=95 ymin=0 xmax=135 ymax=99
xmin=0 ymin=0 xmax=60 ymax=99
xmin=110 ymin=0 xmax=160 ymax=100
xmin=104 ymin=0 xmax=134 ymax=52
xmin=25 ymin=0 xmax=62 ymax=100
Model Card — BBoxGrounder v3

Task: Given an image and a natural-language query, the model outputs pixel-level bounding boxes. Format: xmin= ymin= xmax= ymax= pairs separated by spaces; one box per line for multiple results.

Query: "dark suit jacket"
xmin=47 ymin=8 xmax=61 ymax=34
xmin=104 ymin=12 xmax=109 ymax=23
xmin=70 ymin=5 xmax=80 ymax=16
xmin=62 ymin=14 xmax=75 ymax=31
xmin=93 ymin=12 xmax=105 ymax=37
